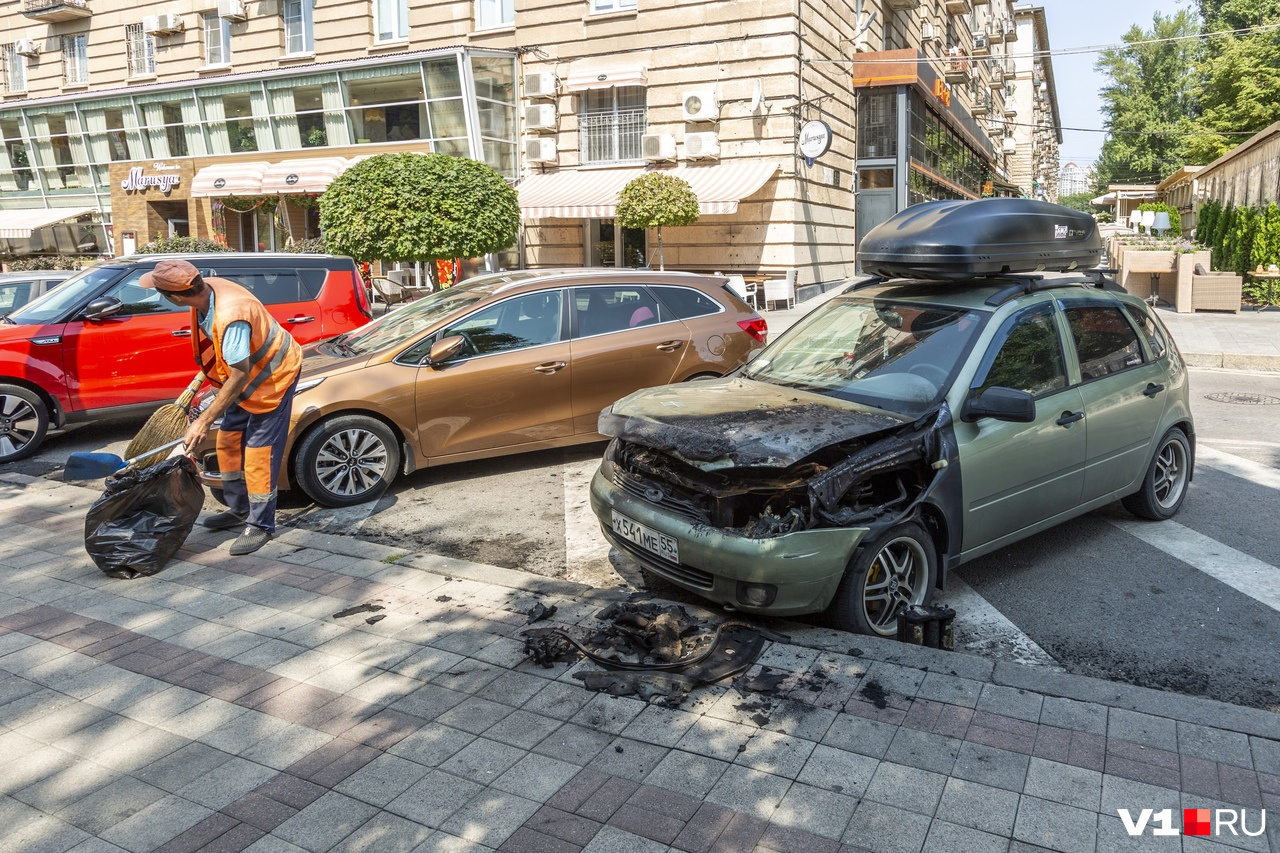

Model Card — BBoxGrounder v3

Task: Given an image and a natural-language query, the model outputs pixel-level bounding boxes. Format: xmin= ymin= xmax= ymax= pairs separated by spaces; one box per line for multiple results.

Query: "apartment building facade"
xmin=1004 ymin=2 xmax=1059 ymax=202
xmin=0 ymin=0 xmax=1059 ymax=287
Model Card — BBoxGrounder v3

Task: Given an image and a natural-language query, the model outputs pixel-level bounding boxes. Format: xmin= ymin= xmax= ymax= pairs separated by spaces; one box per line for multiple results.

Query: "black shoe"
xmin=203 ymin=510 xmax=247 ymax=531
xmin=230 ymin=527 xmax=272 ymax=556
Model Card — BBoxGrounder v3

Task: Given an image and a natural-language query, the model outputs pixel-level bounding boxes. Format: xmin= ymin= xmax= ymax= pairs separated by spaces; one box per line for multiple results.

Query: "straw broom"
xmin=123 ymin=372 xmax=205 ymax=468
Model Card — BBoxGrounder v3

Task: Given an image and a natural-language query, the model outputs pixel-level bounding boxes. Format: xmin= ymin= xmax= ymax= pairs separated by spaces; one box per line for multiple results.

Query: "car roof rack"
xmin=983 ymin=270 xmax=1125 ymax=306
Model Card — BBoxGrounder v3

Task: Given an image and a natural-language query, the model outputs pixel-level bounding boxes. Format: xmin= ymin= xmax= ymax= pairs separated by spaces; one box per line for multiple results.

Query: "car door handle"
xmin=1056 ymin=411 xmax=1084 ymax=427
xmin=656 ymin=340 xmax=684 ymax=352
xmin=283 ymin=316 xmax=315 ymax=324
xmin=1142 ymin=383 xmax=1165 ymax=398
xmin=533 ymin=361 xmax=566 ymax=374
xmin=171 ymin=329 xmax=191 ymax=338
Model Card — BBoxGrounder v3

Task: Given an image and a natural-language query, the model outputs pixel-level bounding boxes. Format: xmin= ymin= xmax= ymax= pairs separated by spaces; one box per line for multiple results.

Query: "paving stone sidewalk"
xmin=2 ymin=472 xmax=1279 ymax=853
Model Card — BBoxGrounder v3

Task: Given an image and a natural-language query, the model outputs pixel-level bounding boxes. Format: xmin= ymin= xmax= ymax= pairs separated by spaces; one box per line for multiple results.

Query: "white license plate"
xmin=612 ymin=511 xmax=679 ymax=564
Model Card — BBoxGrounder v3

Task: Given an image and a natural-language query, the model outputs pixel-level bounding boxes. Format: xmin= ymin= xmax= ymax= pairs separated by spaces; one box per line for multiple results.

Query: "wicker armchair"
xmin=1191 ymin=272 xmax=1242 ymax=313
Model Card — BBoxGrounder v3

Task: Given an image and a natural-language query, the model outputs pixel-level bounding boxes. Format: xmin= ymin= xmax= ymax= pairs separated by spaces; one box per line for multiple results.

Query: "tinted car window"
xmin=1064 ymin=305 xmax=1144 ymax=381
xmin=199 ymin=268 xmax=307 ymax=304
xmin=107 ymin=269 xmax=183 ymax=316
xmin=0 ymin=282 xmax=31 ymax=311
xmin=575 ymin=286 xmax=663 ymax=337
xmin=651 ymin=285 xmax=720 ymax=320
xmin=442 ymin=290 xmax=563 ymax=357
xmin=1122 ymin=302 xmax=1167 ymax=360
xmin=973 ymin=304 xmax=1067 ymax=398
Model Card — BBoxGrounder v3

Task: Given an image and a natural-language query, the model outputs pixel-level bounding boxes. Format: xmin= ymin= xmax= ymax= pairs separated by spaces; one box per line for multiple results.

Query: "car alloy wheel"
xmin=831 ymin=521 xmax=936 ymax=636
xmin=1122 ymin=427 xmax=1191 ymax=521
xmin=294 ymin=414 xmax=400 ymax=507
xmin=0 ymin=384 xmax=49 ymax=463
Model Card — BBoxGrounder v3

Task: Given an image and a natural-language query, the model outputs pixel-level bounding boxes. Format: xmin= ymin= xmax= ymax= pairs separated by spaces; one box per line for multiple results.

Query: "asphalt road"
xmin=9 ymin=366 xmax=1280 ymax=710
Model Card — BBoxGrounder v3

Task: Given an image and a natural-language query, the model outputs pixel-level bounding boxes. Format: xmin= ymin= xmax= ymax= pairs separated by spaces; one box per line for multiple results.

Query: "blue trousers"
xmin=215 ymin=378 xmax=297 ymax=533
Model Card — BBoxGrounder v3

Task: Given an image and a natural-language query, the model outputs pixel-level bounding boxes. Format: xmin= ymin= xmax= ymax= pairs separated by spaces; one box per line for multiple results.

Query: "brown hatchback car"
xmin=198 ymin=268 xmax=767 ymax=506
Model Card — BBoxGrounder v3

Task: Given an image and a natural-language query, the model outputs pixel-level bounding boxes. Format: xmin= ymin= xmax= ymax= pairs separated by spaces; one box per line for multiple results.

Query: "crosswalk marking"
xmin=1197 ymin=444 xmax=1280 ymax=490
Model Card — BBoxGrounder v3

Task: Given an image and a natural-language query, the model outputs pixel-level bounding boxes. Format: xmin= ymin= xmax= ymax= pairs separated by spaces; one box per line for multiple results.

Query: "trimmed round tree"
xmin=319 ymin=152 xmax=519 ymax=277
xmin=615 ymin=172 xmax=699 ymax=270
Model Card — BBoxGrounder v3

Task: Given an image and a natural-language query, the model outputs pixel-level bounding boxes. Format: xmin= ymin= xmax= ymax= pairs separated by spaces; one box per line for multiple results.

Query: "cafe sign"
xmin=798 ymin=120 xmax=832 ymax=167
xmin=120 ymin=162 xmax=182 ymax=195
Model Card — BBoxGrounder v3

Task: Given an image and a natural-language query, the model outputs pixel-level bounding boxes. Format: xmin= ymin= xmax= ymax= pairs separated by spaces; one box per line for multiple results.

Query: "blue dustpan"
xmin=65 ymin=438 xmax=186 ymax=481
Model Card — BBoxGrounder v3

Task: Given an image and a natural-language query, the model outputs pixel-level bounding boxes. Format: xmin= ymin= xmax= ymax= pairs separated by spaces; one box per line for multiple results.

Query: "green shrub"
xmin=5 ymin=255 xmax=88 ymax=271
xmin=1136 ymin=201 xmax=1181 ymax=236
xmin=281 ymin=237 xmax=327 ymax=254
xmin=137 ymin=235 xmax=230 ymax=254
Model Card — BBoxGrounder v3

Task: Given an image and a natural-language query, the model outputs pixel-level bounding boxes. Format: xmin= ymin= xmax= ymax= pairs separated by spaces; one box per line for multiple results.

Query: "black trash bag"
xmin=84 ymin=456 xmax=204 ymax=579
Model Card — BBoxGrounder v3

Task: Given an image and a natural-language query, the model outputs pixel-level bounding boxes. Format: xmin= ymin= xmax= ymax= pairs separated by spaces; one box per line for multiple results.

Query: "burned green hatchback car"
xmin=589 ymin=199 xmax=1194 ymax=635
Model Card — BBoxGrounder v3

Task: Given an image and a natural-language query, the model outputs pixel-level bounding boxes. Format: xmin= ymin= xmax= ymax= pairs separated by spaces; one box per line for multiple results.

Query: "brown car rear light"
xmin=737 ymin=317 xmax=768 ymax=343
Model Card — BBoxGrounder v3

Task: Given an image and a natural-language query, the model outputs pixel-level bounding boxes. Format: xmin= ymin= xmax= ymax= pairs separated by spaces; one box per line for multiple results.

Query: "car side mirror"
xmin=82 ymin=297 xmax=124 ymax=321
xmin=960 ymin=386 xmax=1036 ymax=423
xmin=425 ymin=335 xmax=466 ymax=368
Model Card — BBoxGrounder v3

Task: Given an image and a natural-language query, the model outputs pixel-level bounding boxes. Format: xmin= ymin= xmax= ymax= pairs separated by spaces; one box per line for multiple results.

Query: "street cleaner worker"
xmin=140 ymin=259 xmax=302 ymax=556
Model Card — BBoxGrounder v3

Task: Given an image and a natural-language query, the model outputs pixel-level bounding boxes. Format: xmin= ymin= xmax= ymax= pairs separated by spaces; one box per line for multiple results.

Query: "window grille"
xmin=125 ymin=23 xmax=156 ymax=77
xmin=63 ymin=34 xmax=88 ymax=85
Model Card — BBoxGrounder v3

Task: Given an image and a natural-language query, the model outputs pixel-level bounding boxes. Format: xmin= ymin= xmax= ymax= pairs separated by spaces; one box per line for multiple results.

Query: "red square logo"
xmin=1184 ymin=809 xmax=1211 ymax=836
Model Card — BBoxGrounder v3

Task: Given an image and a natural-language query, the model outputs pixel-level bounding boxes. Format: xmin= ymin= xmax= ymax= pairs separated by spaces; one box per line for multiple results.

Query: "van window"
xmin=199 ymin=268 xmax=308 ymax=304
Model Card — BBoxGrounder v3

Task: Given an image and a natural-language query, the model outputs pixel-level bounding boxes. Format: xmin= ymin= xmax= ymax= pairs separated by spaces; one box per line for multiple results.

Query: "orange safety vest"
xmin=191 ymin=278 xmax=302 ymax=414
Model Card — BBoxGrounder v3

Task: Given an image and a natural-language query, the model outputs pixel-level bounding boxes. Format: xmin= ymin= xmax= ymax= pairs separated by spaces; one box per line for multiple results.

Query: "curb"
xmin=1182 ymin=350 xmax=1280 ymax=372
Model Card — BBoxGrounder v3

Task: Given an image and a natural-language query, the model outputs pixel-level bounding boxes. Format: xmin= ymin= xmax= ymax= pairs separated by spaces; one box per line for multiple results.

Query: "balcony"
xmin=1002 ymin=18 xmax=1018 ymax=42
xmin=23 ymin=0 xmax=90 ymax=21
xmin=988 ymin=66 xmax=1005 ymax=89
xmin=944 ymin=48 xmax=970 ymax=83
xmin=986 ymin=22 xmax=1004 ymax=44
xmin=885 ymin=0 xmax=920 ymax=9
xmin=972 ymin=32 xmax=989 ymax=56
xmin=972 ymin=94 xmax=990 ymax=116
xmin=945 ymin=0 xmax=972 ymax=14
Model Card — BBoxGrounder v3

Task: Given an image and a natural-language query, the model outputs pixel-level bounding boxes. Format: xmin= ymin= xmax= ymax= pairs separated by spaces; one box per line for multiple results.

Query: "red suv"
xmin=0 ymin=252 xmax=371 ymax=462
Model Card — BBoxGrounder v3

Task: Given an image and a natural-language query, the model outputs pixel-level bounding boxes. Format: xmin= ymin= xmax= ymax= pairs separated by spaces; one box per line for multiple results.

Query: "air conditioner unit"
xmin=1001 ymin=18 xmax=1017 ymax=41
xmin=682 ymin=91 xmax=718 ymax=122
xmin=524 ymin=71 xmax=556 ymax=100
xmin=525 ymin=137 xmax=557 ymax=164
xmin=525 ymin=104 xmax=556 ymax=131
xmin=684 ymin=131 xmax=720 ymax=160
xmin=971 ymin=31 xmax=988 ymax=54
xmin=217 ymin=0 xmax=247 ymax=22
xmin=143 ymin=12 xmax=184 ymax=34
xmin=13 ymin=38 xmax=38 ymax=57
xmin=641 ymin=132 xmax=676 ymax=162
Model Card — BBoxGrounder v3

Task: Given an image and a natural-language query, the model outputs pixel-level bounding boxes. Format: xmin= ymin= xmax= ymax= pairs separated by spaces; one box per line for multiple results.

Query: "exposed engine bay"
xmin=601 ymin=404 xmax=954 ymax=539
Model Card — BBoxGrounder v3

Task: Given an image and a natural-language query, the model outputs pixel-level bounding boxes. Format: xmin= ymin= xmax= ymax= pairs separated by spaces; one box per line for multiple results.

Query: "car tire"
xmin=0 ymin=384 xmax=49 ymax=463
xmin=293 ymin=414 xmax=400 ymax=507
xmin=1121 ymin=427 xmax=1191 ymax=521
xmin=830 ymin=521 xmax=936 ymax=637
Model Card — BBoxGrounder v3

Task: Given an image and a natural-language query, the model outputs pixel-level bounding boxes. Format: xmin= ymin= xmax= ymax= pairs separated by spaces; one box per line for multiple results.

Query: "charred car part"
xmin=520 ymin=600 xmax=786 ymax=705
xmin=600 ymin=404 xmax=954 ymax=539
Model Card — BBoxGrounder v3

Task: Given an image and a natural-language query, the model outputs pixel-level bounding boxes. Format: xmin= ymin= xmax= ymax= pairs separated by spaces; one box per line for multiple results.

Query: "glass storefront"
xmin=0 ymin=49 xmax=518 ymax=232
xmin=907 ymin=92 xmax=985 ymax=203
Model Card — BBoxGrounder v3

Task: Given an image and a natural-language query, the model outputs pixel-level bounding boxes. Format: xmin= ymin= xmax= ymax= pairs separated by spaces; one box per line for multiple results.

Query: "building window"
xmin=203 ymin=13 xmax=231 ymax=65
xmin=63 ymin=34 xmax=88 ymax=85
xmin=125 ymin=24 xmax=156 ymax=77
xmin=475 ymin=0 xmax=513 ymax=29
xmin=591 ymin=0 xmax=635 ymax=12
xmin=580 ymin=86 xmax=645 ymax=165
xmin=2 ymin=45 xmax=25 ymax=94
xmin=282 ymin=0 xmax=314 ymax=54
xmin=375 ymin=0 xmax=409 ymax=41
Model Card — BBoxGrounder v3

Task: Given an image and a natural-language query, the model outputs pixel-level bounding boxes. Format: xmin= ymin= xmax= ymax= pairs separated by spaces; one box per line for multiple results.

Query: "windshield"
xmin=7 ymin=266 xmax=123 ymax=326
xmin=741 ymin=296 xmax=988 ymax=415
xmin=337 ymin=284 xmax=491 ymax=356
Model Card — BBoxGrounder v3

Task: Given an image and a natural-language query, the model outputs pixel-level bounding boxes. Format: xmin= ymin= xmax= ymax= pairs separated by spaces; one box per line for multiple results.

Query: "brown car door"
xmin=567 ymin=284 xmax=692 ymax=434
xmin=414 ymin=289 xmax=574 ymax=459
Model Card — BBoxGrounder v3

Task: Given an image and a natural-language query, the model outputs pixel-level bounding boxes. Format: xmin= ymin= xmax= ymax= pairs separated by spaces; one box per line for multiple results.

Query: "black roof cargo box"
xmin=858 ymin=198 xmax=1104 ymax=280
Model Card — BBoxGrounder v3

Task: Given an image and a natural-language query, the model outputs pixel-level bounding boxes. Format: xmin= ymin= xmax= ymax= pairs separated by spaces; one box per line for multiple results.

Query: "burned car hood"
xmin=600 ymin=377 xmax=910 ymax=468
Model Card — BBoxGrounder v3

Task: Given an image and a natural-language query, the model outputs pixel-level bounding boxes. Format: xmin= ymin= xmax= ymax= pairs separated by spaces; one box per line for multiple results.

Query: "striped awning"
xmin=189 ymin=161 xmax=272 ymax=198
xmin=563 ymin=64 xmax=648 ymax=92
xmin=260 ymin=157 xmax=351 ymax=195
xmin=0 ymin=206 xmax=95 ymax=239
xmin=518 ymin=161 xmax=779 ymax=219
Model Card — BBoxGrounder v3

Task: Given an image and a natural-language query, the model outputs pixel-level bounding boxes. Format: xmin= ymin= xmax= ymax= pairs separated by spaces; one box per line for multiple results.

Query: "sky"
xmin=1045 ymin=0 xmax=1194 ymax=171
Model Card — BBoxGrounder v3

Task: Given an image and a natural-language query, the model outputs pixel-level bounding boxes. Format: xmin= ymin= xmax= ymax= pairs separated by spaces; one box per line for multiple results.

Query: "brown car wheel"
xmin=830 ymin=521 xmax=936 ymax=636
xmin=293 ymin=414 xmax=400 ymax=508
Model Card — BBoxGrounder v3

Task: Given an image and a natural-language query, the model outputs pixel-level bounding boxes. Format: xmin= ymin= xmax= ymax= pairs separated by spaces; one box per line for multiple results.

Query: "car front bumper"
xmin=589 ymin=466 xmax=867 ymax=617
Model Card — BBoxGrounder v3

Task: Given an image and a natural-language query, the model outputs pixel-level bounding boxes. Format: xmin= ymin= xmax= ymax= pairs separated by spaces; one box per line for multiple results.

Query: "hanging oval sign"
xmin=213 ymin=177 xmax=227 ymax=189
xmin=798 ymin=120 xmax=833 ymax=163
xmin=285 ymin=174 xmax=300 ymax=185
